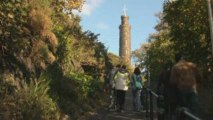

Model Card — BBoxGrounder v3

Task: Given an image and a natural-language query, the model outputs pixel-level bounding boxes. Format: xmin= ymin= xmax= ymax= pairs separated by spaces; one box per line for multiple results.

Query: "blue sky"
xmin=79 ymin=0 xmax=164 ymax=55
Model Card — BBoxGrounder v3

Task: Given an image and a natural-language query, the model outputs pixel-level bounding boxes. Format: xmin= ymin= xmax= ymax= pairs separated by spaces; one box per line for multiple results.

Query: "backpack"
xmin=133 ymin=74 xmax=142 ymax=89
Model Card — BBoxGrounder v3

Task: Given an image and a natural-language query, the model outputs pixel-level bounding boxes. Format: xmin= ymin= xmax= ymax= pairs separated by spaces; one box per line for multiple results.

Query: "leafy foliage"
xmin=0 ymin=0 xmax=57 ymax=80
xmin=133 ymin=1 xmax=213 ymax=118
xmin=51 ymin=24 xmax=108 ymax=117
xmin=132 ymin=13 xmax=174 ymax=87
xmin=134 ymin=0 xmax=213 ymax=88
xmin=0 ymin=0 xmax=109 ymax=119
xmin=163 ymin=0 xmax=213 ymax=77
xmin=163 ymin=1 xmax=213 ymax=118
xmin=0 ymin=79 xmax=58 ymax=120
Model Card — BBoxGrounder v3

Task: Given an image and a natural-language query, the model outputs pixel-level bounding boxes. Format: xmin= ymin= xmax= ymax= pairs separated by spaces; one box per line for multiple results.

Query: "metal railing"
xmin=143 ymin=87 xmax=202 ymax=120
xmin=144 ymin=87 xmax=160 ymax=120
xmin=176 ymin=107 xmax=202 ymax=120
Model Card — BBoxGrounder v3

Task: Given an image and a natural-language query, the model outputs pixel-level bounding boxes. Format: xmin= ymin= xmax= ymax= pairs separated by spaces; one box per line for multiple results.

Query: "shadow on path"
xmin=101 ymin=110 xmax=146 ymax=120
xmin=86 ymin=88 xmax=148 ymax=120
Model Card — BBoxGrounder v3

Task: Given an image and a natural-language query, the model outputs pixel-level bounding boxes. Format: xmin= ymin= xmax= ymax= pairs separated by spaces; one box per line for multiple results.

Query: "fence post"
xmin=157 ymin=95 xmax=165 ymax=120
xmin=145 ymin=88 xmax=149 ymax=118
xmin=150 ymin=91 xmax=153 ymax=120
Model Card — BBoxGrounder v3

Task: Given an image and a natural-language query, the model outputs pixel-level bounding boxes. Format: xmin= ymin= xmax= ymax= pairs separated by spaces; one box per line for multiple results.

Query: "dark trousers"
xmin=116 ymin=89 xmax=126 ymax=110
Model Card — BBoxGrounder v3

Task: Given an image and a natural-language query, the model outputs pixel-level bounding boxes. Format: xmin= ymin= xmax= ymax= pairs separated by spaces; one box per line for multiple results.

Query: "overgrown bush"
xmin=0 ymin=79 xmax=59 ymax=120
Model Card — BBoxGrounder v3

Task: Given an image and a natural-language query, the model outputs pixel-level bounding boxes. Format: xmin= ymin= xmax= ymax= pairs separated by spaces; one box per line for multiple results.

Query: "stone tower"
xmin=119 ymin=7 xmax=131 ymax=65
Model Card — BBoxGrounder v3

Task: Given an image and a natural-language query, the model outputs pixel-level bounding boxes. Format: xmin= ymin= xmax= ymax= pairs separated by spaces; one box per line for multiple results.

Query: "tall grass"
xmin=0 ymin=79 xmax=59 ymax=120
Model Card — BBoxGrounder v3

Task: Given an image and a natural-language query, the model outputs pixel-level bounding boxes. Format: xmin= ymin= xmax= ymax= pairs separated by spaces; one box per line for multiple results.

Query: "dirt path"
xmin=86 ymin=88 xmax=148 ymax=120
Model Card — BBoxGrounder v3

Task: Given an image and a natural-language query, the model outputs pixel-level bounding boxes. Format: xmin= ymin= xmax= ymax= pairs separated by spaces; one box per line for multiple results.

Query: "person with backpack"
xmin=131 ymin=67 xmax=143 ymax=112
xmin=114 ymin=65 xmax=130 ymax=113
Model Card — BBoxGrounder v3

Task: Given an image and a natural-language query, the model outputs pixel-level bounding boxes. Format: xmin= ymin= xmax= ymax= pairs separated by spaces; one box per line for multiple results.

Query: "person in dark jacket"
xmin=170 ymin=54 xmax=201 ymax=119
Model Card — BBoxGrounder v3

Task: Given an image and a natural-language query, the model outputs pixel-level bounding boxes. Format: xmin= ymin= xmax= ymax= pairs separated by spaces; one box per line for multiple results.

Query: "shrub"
xmin=0 ymin=79 xmax=59 ymax=120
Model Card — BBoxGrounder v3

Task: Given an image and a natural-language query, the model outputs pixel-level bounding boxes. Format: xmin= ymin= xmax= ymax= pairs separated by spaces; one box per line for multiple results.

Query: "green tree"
xmin=163 ymin=0 xmax=213 ymax=77
xmin=132 ymin=13 xmax=174 ymax=88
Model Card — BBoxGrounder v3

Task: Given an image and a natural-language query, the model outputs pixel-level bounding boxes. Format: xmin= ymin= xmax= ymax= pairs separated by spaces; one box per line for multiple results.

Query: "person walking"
xmin=131 ymin=67 xmax=143 ymax=112
xmin=108 ymin=64 xmax=120 ymax=110
xmin=114 ymin=65 xmax=130 ymax=113
xmin=170 ymin=54 xmax=201 ymax=119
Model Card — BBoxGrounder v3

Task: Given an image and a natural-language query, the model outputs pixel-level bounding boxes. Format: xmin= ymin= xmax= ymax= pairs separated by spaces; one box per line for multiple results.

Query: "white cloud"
xmin=81 ymin=0 xmax=103 ymax=16
xmin=96 ymin=22 xmax=109 ymax=30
